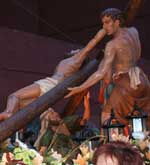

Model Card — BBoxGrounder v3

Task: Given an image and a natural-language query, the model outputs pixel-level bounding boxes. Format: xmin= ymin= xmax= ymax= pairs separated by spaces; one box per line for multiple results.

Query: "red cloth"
xmin=124 ymin=126 xmax=129 ymax=136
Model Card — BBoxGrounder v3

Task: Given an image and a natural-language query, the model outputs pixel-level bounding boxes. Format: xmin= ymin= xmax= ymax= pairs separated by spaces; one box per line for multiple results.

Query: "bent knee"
xmin=8 ymin=93 xmax=20 ymax=101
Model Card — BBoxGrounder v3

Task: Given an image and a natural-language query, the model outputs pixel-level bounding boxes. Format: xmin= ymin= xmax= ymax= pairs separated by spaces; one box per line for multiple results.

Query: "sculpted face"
xmin=48 ymin=109 xmax=61 ymax=122
xmin=102 ymin=16 xmax=120 ymax=36
xmin=96 ymin=154 xmax=118 ymax=165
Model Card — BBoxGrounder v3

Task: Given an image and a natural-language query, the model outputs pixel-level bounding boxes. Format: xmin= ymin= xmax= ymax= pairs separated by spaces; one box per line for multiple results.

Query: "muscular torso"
xmin=50 ymin=29 xmax=106 ymax=83
xmin=104 ymin=27 xmax=141 ymax=81
xmin=114 ymin=27 xmax=141 ymax=72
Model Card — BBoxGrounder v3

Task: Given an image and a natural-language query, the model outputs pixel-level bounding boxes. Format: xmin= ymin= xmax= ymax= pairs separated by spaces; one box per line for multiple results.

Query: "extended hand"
xmin=0 ymin=112 xmax=12 ymax=121
xmin=65 ymin=86 xmax=83 ymax=98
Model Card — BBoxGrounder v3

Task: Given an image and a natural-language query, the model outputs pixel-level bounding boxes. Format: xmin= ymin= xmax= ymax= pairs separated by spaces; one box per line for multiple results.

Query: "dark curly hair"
xmin=101 ymin=8 xmax=125 ymax=27
xmin=93 ymin=141 xmax=144 ymax=165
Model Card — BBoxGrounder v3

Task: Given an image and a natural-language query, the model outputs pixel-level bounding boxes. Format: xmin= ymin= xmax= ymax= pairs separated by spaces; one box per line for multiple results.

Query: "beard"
xmin=48 ymin=119 xmax=61 ymax=126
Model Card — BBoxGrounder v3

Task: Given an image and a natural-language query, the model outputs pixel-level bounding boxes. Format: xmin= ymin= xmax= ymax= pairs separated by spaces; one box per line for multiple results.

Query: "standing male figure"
xmin=66 ymin=8 xmax=150 ymax=126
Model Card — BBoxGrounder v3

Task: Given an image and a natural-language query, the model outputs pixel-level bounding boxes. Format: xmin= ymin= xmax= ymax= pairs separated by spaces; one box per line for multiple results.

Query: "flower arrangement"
xmin=43 ymin=133 xmax=150 ymax=165
xmin=132 ymin=137 xmax=150 ymax=164
xmin=0 ymin=146 xmax=44 ymax=165
xmin=72 ymin=143 xmax=94 ymax=165
xmin=43 ymin=135 xmax=101 ymax=165
xmin=111 ymin=133 xmax=150 ymax=165
xmin=1 ymin=133 xmax=150 ymax=165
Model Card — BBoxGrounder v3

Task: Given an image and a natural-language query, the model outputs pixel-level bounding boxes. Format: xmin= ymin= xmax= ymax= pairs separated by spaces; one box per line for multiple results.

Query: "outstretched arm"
xmin=71 ymin=29 xmax=106 ymax=62
xmin=65 ymin=41 xmax=116 ymax=98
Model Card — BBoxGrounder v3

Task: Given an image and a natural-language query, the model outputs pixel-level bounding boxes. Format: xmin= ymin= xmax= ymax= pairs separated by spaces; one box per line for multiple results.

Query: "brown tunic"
xmin=103 ymin=68 xmax=150 ymax=125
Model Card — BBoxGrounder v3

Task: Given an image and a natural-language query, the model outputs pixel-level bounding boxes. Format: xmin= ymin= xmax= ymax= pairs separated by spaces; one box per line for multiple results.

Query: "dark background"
xmin=0 ymin=0 xmax=149 ymax=126
xmin=0 ymin=0 xmax=150 ymax=51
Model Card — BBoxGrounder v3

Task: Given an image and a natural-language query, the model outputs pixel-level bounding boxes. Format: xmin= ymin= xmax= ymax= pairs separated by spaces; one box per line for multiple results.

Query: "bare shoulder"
xmin=105 ymin=40 xmax=117 ymax=50
xmin=128 ymin=27 xmax=139 ymax=36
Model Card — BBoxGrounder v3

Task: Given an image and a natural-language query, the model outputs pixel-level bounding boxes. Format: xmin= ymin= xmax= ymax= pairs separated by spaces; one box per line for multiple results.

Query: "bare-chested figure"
xmin=0 ymin=29 xmax=106 ymax=121
xmin=66 ymin=8 xmax=150 ymax=125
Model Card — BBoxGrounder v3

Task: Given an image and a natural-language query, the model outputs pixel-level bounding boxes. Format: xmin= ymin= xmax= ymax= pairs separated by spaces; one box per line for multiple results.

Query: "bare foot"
xmin=0 ymin=112 xmax=12 ymax=121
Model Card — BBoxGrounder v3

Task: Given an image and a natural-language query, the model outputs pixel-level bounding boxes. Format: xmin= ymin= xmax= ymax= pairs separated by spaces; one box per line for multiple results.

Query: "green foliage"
xmin=12 ymin=147 xmax=36 ymax=165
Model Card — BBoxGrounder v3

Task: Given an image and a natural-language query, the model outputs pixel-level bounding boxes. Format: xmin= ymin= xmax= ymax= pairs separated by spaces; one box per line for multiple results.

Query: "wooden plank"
xmin=0 ymin=59 xmax=99 ymax=142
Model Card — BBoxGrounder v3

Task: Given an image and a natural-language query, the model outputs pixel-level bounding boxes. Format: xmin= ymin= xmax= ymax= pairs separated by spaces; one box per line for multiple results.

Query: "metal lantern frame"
xmin=126 ymin=102 xmax=147 ymax=139
xmin=102 ymin=109 xmax=125 ymax=142
xmin=72 ymin=125 xmax=100 ymax=149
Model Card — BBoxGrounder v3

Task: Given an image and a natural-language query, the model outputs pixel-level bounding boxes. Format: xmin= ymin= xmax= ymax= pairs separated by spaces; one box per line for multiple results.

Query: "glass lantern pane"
xmin=109 ymin=128 xmax=119 ymax=141
xmin=133 ymin=118 xmax=142 ymax=132
xmin=142 ymin=119 xmax=146 ymax=131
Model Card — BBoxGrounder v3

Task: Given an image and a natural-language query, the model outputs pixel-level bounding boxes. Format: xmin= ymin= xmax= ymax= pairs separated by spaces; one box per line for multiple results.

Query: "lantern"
xmin=102 ymin=109 xmax=125 ymax=142
xmin=126 ymin=102 xmax=147 ymax=140
xmin=73 ymin=125 xmax=100 ymax=149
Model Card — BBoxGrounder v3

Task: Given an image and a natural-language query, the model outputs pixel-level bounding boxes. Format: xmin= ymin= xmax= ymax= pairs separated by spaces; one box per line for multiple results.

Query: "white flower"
xmin=51 ymin=150 xmax=62 ymax=161
xmin=111 ymin=134 xmax=130 ymax=143
xmin=33 ymin=155 xmax=43 ymax=165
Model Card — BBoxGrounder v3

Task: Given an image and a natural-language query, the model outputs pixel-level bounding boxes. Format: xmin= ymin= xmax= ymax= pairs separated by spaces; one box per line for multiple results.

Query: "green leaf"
xmin=28 ymin=150 xmax=36 ymax=159
xmin=44 ymin=155 xmax=56 ymax=163
xmin=51 ymin=161 xmax=62 ymax=165
xmin=23 ymin=157 xmax=32 ymax=165
xmin=14 ymin=153 xmax=23 ymax=160
xmin=22 ymin=151 xmax=29 ymax=158
xmin=13 ymin=147 xmax=22 ymax=153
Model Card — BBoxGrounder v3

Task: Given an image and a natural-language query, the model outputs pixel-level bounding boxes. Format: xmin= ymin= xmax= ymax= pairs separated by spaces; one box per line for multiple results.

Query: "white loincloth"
xmin=113 ymin=66 xmax=142 ymax=90
xmin=128 ymin=66 xmax=141 ymax=89
xmin=34 ymin=77 xmax=58 ymax=95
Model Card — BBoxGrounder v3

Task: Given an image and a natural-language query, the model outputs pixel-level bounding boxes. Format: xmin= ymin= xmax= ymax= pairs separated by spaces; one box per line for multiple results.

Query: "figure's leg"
xmin=100 ymin=104 xmax=112 ymax=136
xmin=0 ymin=84 xmax=41 ymax=121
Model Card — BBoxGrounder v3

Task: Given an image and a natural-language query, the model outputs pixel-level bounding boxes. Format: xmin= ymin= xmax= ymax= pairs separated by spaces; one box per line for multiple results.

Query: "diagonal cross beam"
xmin=0 ymin=59 xmax=99 ymax=142
xmin=0 ymin=0 xmax=144 ymax=142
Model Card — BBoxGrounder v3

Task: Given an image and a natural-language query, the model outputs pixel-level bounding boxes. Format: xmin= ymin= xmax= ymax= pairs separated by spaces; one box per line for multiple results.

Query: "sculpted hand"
xmin=0 ymin=112 xmax=12 ymax=121
xmin=65 ymin=86 xmax=83 ymax=98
